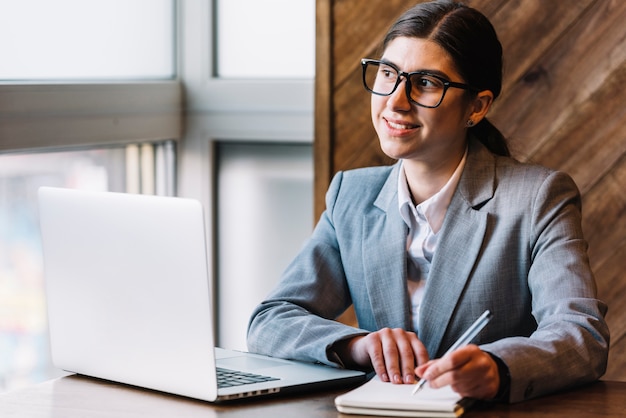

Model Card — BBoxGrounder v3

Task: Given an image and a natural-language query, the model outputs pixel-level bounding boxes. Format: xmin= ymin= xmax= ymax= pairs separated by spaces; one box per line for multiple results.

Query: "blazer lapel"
xmin=362 ymin=163 xmax=413 ymax=330
xmin=418 ymin=138 xmax=496 ymax=356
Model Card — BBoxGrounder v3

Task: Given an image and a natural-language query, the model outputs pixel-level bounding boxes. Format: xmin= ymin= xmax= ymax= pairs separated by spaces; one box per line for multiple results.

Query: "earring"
xmin=466 ymin=120 xmax=475 ymax=127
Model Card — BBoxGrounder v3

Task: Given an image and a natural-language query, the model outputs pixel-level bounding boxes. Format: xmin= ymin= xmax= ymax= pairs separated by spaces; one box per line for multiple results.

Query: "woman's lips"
xmin=385 ymin=118 xmax=420 ymax=131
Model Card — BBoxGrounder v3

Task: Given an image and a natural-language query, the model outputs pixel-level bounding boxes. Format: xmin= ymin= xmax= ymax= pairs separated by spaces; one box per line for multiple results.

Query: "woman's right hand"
xmin=336 ymin=328 xmax=429 ymax=384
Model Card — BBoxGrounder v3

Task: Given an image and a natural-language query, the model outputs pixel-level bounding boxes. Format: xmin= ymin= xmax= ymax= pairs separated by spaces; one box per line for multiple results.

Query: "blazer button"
xmin=524 ymin=382 xmax=534 ymax=399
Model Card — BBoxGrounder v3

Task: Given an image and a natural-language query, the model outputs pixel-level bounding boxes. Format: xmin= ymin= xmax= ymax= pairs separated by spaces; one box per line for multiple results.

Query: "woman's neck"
xmin=402 ymin=147 xmax=465 ymax=205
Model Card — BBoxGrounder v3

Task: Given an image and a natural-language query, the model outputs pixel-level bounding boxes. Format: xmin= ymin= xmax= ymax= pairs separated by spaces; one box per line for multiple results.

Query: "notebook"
xmin=38 ymin=187 xmax=365 ymax=402
xmin=335 ymin=376 xmax=473 ymax=417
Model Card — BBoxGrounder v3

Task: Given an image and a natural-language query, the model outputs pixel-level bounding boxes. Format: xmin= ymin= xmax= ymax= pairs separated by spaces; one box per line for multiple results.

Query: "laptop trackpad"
xmin=217 ymin=355 xmax=290 ymax=371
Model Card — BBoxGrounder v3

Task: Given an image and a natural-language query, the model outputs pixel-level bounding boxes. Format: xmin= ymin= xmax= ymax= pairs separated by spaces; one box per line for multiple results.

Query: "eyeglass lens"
xmin=363 ymin=61 xmax=446 ymax=108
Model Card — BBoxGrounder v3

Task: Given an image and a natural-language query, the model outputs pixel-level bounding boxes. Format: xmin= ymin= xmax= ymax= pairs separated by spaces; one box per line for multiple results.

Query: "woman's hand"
xmin=415 ymin=345 xmax=500 ymax=399
xmin=336 ymin=328 xmax=429 ymax=384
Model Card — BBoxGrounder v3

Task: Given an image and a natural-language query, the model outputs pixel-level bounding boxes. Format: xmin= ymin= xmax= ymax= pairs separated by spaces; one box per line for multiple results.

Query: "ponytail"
xmin=470 ymin=118 xmax=510 ymax=157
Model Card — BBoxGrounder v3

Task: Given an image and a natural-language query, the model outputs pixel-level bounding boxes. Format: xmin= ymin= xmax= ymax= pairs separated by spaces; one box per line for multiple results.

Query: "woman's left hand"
xmin=414 ymin=345 xmax=500 ymax=400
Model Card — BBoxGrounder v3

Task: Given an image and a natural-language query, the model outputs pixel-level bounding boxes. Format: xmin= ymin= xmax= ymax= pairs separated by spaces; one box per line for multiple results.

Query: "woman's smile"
xmin=384 ymin=117 xmax=420 ymax=133
xmin=383 ymin=118 xmax=419 ymax=131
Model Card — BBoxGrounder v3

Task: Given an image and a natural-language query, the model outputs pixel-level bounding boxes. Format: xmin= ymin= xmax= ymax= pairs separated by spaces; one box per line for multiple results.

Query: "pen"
xmin=411 ymin=309 xmax=493 ymax=395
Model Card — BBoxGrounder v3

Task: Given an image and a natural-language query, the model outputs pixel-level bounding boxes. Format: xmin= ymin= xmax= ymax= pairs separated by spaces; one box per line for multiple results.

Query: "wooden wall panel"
xmin=315 ymin=0 xmax=626 ymax=381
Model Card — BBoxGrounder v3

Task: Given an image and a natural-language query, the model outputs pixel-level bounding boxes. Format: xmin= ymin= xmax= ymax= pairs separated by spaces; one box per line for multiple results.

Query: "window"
xmin=0 ymin=0 xmax=179 ymax=392
xmin=0 ymin=0 xmax=315 ymax=391
xmin=0 ymin=142 xmax=177 ymax=392
xmin=216 ymin=143 xmax=313 ymax=349
xmin=216 ymin=0 xmax=315 ymax=78
xmin=178 ymin=0 xmax=315 ymax=350
xmin=0 ymin=147 xmax=126 ymax=390
xmin=0 ymin=0 xmax=174 ymax=81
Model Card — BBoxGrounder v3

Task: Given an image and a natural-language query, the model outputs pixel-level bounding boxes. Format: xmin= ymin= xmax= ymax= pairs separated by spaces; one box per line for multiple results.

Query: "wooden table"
xmin=1 ymin=374 xmax=625 ymax=417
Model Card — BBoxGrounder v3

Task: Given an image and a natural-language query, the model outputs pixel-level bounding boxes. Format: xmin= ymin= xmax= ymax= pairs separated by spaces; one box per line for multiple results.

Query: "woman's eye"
xmin=415 ymin=76 xmax=442 ymax=89
xmin=379 ymin=66 xmax=396 ymax=80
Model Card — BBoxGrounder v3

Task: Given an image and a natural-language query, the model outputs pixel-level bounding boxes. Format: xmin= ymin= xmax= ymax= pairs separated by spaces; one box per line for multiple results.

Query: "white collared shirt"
xmin=397 ymin=150 xmax=467 ymax=332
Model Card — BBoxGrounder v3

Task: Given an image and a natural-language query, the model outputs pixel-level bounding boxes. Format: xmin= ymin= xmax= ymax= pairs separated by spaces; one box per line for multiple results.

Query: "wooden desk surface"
xmin=1 ymin=375 xmax=625 ymax=418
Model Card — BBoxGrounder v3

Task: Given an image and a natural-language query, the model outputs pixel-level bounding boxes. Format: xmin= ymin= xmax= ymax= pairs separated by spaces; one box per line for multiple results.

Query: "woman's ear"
xmin=468 ymin=90 xmax=494 ymax=125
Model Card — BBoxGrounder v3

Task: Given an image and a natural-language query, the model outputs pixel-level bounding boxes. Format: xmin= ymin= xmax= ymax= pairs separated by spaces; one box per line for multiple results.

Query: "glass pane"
xmin=0 ymin=0 xmax=174 ymax=81
xmin=216 ymin=0 xmax=315 ymax=78
xmin=216 ymin=143 xmax=313 ymax=349
xmin=0 ymin=147 xmax=126 ymax=392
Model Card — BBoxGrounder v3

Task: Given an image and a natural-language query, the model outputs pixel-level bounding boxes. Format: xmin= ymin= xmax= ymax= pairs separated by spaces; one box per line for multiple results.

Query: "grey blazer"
xmin=247 ymin=138 xmax=609 ymax=403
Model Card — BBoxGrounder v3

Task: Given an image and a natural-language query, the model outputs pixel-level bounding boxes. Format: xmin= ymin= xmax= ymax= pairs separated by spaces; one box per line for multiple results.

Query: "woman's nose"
xmin=387 ymin=77 xmax=412 ymax=111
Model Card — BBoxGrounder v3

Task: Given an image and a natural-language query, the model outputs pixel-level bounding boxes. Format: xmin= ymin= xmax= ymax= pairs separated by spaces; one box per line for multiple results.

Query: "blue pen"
xmin=412 ymin=309 xmax=493 ymax=395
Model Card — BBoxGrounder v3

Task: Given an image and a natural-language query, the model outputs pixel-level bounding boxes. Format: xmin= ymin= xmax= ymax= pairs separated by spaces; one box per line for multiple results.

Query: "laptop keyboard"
xmin=216 ymin=367 xmax=280 ymax=388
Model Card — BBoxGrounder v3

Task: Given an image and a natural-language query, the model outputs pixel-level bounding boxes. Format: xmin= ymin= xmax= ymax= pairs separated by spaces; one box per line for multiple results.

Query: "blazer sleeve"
xmin=480 ymin=170 xmax=609 ymax=402
xmin=247 ymin=171 xmax=369 ymax=367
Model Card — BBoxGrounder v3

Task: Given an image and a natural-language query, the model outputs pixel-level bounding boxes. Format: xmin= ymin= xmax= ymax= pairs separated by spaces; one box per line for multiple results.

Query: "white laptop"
xmin=38 ymin=187 xmax=365 ymax=402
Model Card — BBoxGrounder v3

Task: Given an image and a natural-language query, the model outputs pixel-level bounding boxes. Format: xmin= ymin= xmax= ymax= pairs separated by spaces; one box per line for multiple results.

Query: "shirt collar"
xmin=398 ymin=148 xmax=467 ymax=234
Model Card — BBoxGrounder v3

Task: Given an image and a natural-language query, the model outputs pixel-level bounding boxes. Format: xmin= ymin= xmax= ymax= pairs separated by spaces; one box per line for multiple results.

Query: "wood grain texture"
xmin=2 ymin=374 xmax=626 ymax=417
xmin=315 ymin=0 xmax=626 ymax=381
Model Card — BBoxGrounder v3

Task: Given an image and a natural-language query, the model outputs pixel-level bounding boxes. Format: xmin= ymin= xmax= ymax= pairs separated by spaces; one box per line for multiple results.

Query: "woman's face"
xmin=371 ymin=37 xmax=474 ymax=166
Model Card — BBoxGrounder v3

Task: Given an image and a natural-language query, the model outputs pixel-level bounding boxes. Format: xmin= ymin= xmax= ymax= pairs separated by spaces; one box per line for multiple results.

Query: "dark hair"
xmin=382 ymin=0 xmax=510 ymax=156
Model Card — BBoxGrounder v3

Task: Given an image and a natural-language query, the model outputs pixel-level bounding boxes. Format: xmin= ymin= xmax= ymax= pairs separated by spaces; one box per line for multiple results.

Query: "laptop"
xmin=38 ymin=187 xmax=365 ymax=402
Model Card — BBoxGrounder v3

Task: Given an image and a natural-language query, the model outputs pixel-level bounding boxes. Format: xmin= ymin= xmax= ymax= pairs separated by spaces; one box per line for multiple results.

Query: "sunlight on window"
xmin=216 ymin=0 xmax=315 ymax=78
xmin=0 ymin=148 xmax=125 ymax=392
xmin=0 ymin=0 xmax=174 ymax=80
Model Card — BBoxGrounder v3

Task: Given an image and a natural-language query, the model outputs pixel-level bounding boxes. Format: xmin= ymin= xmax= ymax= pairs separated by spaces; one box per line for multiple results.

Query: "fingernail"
xmin=393 ymin=374 xmax=402 ymax=384
xmin=404 ymin=375 xmax=415 ymax=384
xmin=381 ymin=373 xmax=389 ymax=382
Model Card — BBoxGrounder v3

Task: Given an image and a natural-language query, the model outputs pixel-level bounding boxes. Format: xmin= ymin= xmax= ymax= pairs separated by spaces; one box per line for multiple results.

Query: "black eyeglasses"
xmin=361 ymin=58 xmax=478 ymax=108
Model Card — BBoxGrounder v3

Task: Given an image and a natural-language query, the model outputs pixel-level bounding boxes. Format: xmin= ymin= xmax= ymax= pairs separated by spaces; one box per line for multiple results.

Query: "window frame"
xmin=179 ymin=0 xmax=314 ymax=142
xmin=0 ymin=0 xmax=313 ymax=153
xmin=177 ymin=0 xmax=314 ymax=347
xmin=0 ymin=0 xmax=182 ymax=154
xmin=0 ymin=82 xmax=182 ymax=153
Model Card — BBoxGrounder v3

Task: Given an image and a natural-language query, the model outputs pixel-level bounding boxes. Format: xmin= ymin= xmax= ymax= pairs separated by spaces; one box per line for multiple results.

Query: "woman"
xmin=247 ymin=0 xmax=609 ymax=403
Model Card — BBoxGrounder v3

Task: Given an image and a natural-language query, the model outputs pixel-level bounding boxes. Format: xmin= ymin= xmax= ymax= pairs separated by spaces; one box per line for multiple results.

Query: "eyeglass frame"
xmin=361 ymin=58 xmax=479 ymax=108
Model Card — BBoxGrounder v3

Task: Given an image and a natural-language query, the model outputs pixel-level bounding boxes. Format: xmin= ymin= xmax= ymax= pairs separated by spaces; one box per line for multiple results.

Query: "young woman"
xmin=247 ymin=0 xmax=609 ymax=403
